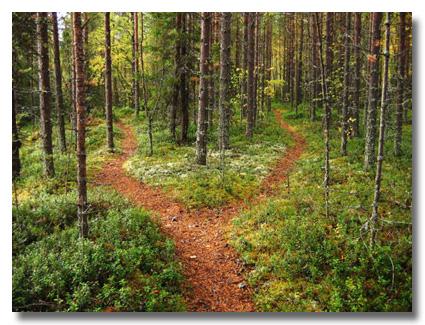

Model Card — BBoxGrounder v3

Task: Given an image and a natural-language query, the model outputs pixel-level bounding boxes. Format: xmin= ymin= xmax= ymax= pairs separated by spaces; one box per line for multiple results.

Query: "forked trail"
xmin=95 ymin=110 xmax=306 ymax=312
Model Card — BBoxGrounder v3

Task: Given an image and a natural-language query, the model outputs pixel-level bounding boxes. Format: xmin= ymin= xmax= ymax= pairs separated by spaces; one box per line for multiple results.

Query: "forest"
xmin=12 ymin=12 xmax=412 ymax=312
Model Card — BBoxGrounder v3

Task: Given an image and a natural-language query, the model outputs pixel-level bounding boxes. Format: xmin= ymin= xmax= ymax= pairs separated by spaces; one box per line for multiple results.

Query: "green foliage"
xmin=13 ymin=207 xmax=185 ymax=312
xmin=125 ymin=111 xmax=292 ymax=208
xmin=230 ymin=106 xmax=412 ymax=312
xmin=13 ymin=109 xmax=185 ymax=312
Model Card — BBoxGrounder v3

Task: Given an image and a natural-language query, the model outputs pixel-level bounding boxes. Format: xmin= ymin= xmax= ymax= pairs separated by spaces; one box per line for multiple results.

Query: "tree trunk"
xmin=340 ymin=12 xmax=351 ymax=155
xmin=196 ymin=12 xmax=211 ymax=165
xmin=170 ymin=13 xmax=181 ymax=141
xmin=241 ymin=13 xmax=249 ymax=119
xmin=352 ymin=12 xmax=361 ymax=137
xmin=310 ymin=14 xmax=318 ymax=121
xmin=295 ymin=14 xmax=304 ymax=113
xmin=265 ymin=16 xmax=273 ymax=112
xmin=180 ymin=13 xmax=189 ymax=144
xmin=132 ymin=13 xmax=140 ymax=115
xmin=394 ymin=12 xmax=406 ymax=156
xmin=370 ymin=13 xmax=391 ymax=246
xmin=12 ymin=88 xmax=21 ymax=180
xmin=246 ymin=13 xmax=255 ymax=138
xmin=234 ymin=14 xmax=241 ymax=69
xmin=219 ymin=12 xmax=232 ymax=150
xmin=73 ymin=12 xmax=88 ymax=239
xmin=364 ymin=12 xmax=382 ymax=170
xmin=51 ymin=12 xmax=67 ymax=152
xmin=314 ymin=13 xmax=331 ymax=219
xmin=104 ymin=12 xmax=114 ymax=152
xmin=36 ymin=12 xmax=55 ymax=177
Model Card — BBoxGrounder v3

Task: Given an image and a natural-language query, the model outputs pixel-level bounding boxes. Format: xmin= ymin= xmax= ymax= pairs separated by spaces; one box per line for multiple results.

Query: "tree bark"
xmin=180 ymin=13 xmax=190 ymax=144
xmin=73 ymin=12 xmax=88 ymax=238
xmin=370 ymin=13 xmax=391 ymax=246
xmin=170 ymin=13 xmax=181 ymax=141
xmin=51 ymin=12 xmax=67 ymax=152
xmin=340 ymin=12 xmax=351 ymax=155
xmin=314 ymin=13 xmax=331 ymax=219
xmin=394 ymin=12 xmax=406 ymax=156
xmin=196 ymin=12 xmax=211 ymax=165
xmin=132 ymin=12 xmax=140 ymax=115
xmin=219 ymin=12 xmax=232 ymax=150
xmin=246 ymin=13 xmax=255 ymax=138
xmin=104 ymin=12 xmax=114 ymax=152
xmin=310 ymin=14 xmax=318 ymax=121
xmin=36 ymin=12 xmax=55 ymax=177
xmin=352 ymin=12 xmax=361 ymax=137
xmin=364 ymin=13 xmax=382 ymax=170
xmin=295 ymin=14 xmax=304 ymax=113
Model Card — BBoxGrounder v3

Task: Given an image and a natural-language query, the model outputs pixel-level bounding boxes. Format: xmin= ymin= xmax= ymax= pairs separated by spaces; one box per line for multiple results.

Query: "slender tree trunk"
xmin=51 ymin=12 xmax=67 ymax=152
xmin=265 ymin=17 xmax=273 ymax=112
xmin=73 ymin=12 xmax=88 ymax=238
xmin=246 ymin=13 xmax=255 ymax=138
xmin=12 ymin=88 xmax=21 ymax=180
xmin=170 ymin=13 xmax=181 ymax=141
xmin=295 ymin=14 xmax=304 ymax=113
xmin=314 ymin=13 xmax=331 ymax=219
xmin=140 ymin=13 xmax=148 ymax=115
xmin=196 ymin=12 xmax=211 ymax=165
xmin=310 ymin=14 xmax=318 ymax=121
xmin=325 ymin=13 xmax=334 ymax=79
xmin=340 ymin=12 xmax=351 ymax=155
xmin=180 ymin=13 xmax=189 ymax=144
xmin=364 ymin=13 xmax=383 ymax=170
xmin=132 ymin=13 xmax=140 ymax=115
xmin=36 ymin=12 xmax=55 ymax=177
xmin=253 ymin=13 xmax=260 ymax=125
xmin=219 ymin=12 xmax=232 ymax=150
xmin=352 ymin=12 xmax=361 ymax=137
xmin=370 ymin=13 xmax=391 ymax=246
xmin=104 ymin=12 xmax=114 ymax=152
xmin=241 ymin=13 xmax=249 ymax=119
xmin=395 ymin=12 xmax=406 ymax=156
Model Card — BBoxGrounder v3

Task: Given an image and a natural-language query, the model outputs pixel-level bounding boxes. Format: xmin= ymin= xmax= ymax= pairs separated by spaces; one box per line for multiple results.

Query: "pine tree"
xmin=104 ymin=12 xmax=114 ymax=152
xmin=73 ymin=12 xmax=88 ymax=238
xmin=36 ymin=12 xmax=55 ymax=177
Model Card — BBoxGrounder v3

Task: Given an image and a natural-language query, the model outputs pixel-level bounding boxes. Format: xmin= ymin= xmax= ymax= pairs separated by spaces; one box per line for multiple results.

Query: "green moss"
xmin=230 ymin=104 xmax=412 ymax=312
xmin=125 ymin=109 xmax=292 ymax=208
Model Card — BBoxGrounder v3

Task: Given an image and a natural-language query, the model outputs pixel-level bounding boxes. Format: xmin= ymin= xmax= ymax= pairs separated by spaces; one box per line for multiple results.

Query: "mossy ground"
xmin=124 ymin=108 xmax=293 ymax=208
xmin=12 ymin=112 xmax=186 ymax=311
xmin=230 ymin=104 xmax=412 ymax=312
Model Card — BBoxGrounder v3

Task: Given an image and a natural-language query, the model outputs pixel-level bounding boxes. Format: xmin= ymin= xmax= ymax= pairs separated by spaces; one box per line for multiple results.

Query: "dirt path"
xmin=95 ymin=109 xmax=305 ymax=312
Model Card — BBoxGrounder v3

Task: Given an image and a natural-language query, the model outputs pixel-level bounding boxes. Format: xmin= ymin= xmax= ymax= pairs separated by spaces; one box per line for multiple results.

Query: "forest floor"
xmin=95 ymin=109 xmax=306 ymax=312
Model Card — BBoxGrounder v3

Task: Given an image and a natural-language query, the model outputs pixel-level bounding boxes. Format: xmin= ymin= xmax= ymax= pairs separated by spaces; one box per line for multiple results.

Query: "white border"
xmin=1 ymin=0 xmax=422 ymax=324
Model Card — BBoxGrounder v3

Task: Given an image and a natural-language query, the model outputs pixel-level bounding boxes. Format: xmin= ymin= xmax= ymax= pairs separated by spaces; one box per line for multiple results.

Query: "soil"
xmin=95 ymin=109 xmax=306 ymax=312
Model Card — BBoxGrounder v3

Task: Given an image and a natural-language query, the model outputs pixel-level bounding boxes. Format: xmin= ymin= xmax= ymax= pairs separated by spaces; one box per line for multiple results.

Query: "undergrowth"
xmin=230 ymin=104 xmax=412 ymax=312
xmin=13 ymin=111 xmax=186 ymax=311
xmin=124 ymin=109 xmax=293 ymax=208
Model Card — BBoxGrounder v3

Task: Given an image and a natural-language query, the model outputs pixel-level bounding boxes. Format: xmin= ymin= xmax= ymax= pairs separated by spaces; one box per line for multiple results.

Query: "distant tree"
xmin=51 ymin=12 xmax=67 ymax=152
xmin=180 ymin=13 xmax=190 ymax=144
xmin=246 ymin=13 xmax=255 ymax=138
xmin=340 ymin=12 xmax=351 ymax=156
xmin=170 ymin=13 xmax=182 ymax=141
xmin=352 ymin=12 xmax=362 ymax=137
xmin=104 ymin=12 xmax=114 ymax=152
xmin=132 ymin=12 xmax=140 ymax=115
xmin=73 ymin=12 xmax=88 ymax=238
xmin=315 ymin=12 xmax=331 ymax=219
xmin=294 ymin=13 xmax=304 ymax=114
xmin=370 ymin=13 xmax=391 ymax=245
xmin=196 ymin=12 xmax=211 ymax=165
xmin=309 ymin=13 xmax=318 ymax=121
xmin=219 ymin=12 xmax=232 ymax=150
xmin=364 ymin=13 xmax=383 ymax=170
xmin=394 ymin=12 xmax=406 ymax=156
xmin=36 ymin=12 xmax=55 ymax=177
